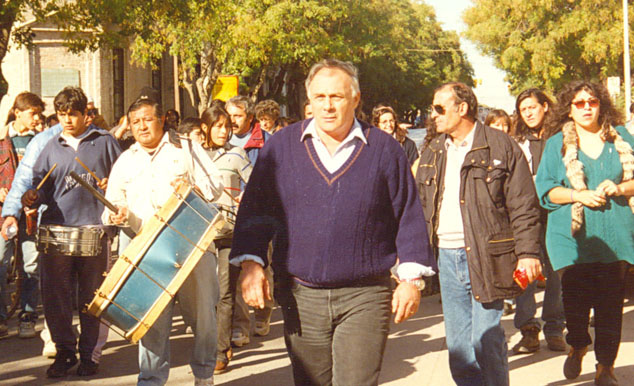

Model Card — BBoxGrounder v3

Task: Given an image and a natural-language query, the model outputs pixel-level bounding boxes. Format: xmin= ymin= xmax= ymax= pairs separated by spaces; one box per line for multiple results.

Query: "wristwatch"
xmin=402 ymin=277 xmax=425 ymax=291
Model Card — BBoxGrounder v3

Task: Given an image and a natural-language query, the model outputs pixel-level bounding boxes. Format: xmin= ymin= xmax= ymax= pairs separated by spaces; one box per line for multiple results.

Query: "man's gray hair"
xmin=226 ymin=95 xmax=255 ymax=117
xmin=305 ymin=59 xmax=360 ymax=98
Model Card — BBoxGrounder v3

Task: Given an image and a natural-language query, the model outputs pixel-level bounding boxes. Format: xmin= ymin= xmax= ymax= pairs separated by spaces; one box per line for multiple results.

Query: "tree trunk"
xmin=0 ymin=8 xmax=18 ymax=103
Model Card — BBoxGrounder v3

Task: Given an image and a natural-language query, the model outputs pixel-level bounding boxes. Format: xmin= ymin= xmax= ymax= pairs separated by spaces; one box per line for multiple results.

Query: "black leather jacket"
xmin=416 ymin=122 xmax=543 ymax=303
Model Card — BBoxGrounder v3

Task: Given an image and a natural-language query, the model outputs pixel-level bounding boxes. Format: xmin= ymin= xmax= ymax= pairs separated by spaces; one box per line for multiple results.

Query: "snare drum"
xmin=87 ymin=182 xmax=225 ymax=343
xmin=36 ymin=225 xmax=104 ymax=256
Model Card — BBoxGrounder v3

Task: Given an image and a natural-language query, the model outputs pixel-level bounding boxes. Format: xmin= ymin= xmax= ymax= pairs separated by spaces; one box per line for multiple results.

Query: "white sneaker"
xmin=254 ymin=321 xmax=270 ymax=337
xmin=41 ymin=322 xmax=57 ymax=357
xmin=194 ymin=376 xmax=214 ymax=385
xmin=231 ymin=331 xmax=250 ymax=347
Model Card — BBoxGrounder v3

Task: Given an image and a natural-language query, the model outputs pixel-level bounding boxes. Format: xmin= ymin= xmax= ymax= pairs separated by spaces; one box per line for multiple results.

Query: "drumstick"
xmin=75 ymin=157 xmax=102 ymax=184
xmin=36 ymin=163 xmax=57 ymax=191
xmin=222 ymin=188 xmax=239 ymax=203
xmin=69 ymin=171 xmax=117 ymax=212
xmin=68 ymin=171 xmax=136 ymax=238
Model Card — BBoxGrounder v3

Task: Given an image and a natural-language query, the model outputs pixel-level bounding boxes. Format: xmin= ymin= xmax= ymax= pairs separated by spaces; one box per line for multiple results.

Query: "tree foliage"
xmin=3 ymin=0 xmax=473 ymax=117
xmin=464 ymin=0 xmax=628 ymax=94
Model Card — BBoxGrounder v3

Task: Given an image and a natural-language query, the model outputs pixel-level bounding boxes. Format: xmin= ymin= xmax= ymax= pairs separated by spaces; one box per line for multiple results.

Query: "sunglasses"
xmin=571 ymin=98 xmax=599 ymax=109
xmin=86 ymin=108 xmax=99 ymax=116
xmin=431 ymin=104 xmax=446 ymax=115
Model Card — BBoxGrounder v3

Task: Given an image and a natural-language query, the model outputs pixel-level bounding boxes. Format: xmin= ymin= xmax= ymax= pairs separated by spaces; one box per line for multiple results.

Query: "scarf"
xmin=562 ymin=121 xmax=634 ymax=235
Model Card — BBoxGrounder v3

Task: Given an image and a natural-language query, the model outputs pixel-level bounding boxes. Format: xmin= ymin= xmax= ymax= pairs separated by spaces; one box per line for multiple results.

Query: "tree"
xmin=463 ymin=1 xmax=628 ymax=94
xmin=3 ymin=0 xmax=473 ymax=118
xmin=0 ymin=0 xmax=50 ymax=101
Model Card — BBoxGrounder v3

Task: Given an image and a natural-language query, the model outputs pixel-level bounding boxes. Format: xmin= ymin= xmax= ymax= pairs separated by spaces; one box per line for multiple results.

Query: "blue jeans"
xmin=138 ymin=251 xmax=219 ymax=385
xmin=438 ymin=248 xmax=509 ymax=386
xmin=277 ymin=278 xmax=392 ymax=385
xmin=0 ymin=230 xmax=39 ymax=321
xmin=513 ymin=255 xmax=565 ymax=336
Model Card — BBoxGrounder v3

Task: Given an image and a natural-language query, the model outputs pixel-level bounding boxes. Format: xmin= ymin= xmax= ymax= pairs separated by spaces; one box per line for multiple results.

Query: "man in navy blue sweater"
xmin=22 ymin=87 xmax=121 ymax=379
xmin=230 ymin=59 xmax=436 ymax=385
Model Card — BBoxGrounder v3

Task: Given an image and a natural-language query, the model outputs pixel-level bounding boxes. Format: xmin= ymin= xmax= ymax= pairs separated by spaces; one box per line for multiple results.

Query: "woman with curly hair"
xmin=372 ymin=105 xmax=418 ymax=165
xmin=535 ymin=81 xmax=634 ymax=385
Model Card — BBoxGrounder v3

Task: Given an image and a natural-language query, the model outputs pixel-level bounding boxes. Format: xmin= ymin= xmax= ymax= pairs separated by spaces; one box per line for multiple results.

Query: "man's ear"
xmin=459 ymin=101 xmax=469 ymax=118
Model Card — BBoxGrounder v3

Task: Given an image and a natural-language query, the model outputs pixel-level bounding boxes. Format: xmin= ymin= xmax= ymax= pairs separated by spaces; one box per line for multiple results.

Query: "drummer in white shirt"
xmin=102 ymin=98 xmax=224 ymax=386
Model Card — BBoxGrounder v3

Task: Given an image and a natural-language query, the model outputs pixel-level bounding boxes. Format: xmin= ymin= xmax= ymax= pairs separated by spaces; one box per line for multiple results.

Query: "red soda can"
xmin=513 ymin=267 xmax=545 ymax=290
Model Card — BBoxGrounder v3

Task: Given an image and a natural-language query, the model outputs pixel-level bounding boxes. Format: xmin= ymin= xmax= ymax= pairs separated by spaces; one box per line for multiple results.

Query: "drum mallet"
xmin=36 ymin=163 xmax=58 ymax=191
xmin=69 ymin=171 xmax=136 ymax=238
xmin=75 ymin=157 xmax=102 ymax=184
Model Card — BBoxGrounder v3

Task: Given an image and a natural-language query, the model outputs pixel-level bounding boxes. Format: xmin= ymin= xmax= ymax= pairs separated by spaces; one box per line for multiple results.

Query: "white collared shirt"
xmin=102 ymin=132 xmax=224 ymax=232
xmin=437 ymin=123 xmax=477 ymax=248
xmin=8 ymin=121 xmax=36 ymax=138
xmin=300 ymin=118 xmax=366 ymax=173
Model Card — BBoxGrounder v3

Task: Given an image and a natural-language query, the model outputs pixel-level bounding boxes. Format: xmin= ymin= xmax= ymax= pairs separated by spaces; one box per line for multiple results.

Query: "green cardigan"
xmin=535 ymin=125 xmax=634 ymax=270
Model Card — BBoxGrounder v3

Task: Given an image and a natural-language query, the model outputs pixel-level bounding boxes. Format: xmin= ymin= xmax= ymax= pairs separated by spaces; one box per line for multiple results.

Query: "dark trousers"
xmin=277 ymin=278 xmax=392 ymax=386
xmin=215 ymin=246 xmax=239 ymax=362
xmin=561 ymin=261 xmax=629 ymax=366
xmin=40 ymin=241 xmax=108 ymax=361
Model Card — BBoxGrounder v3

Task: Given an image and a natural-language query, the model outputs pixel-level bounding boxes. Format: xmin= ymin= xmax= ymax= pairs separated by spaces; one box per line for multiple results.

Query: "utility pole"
xmin=624 ymin=0 xmax=631 ymax=120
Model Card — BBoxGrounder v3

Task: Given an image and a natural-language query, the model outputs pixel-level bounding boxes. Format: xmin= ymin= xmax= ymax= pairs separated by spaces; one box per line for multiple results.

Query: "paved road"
xmin=1 ymin=291 xmax=633 ymax=385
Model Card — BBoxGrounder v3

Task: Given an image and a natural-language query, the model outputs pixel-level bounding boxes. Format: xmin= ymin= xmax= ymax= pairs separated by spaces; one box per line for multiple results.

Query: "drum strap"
xmin=179 ymin=136 xmax=217 ymax=189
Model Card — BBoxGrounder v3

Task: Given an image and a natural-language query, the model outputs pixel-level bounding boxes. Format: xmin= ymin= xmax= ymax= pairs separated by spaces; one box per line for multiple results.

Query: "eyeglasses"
xmin=431 ymin=105 xmax=446 ymax=115
xmin=571 ymin=98 xmax=599 ymax=109
xmin=86 ymin=108 xmax=99 ymax=116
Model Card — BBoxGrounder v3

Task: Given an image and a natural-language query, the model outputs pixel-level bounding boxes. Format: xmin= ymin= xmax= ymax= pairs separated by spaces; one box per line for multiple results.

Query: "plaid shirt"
xmin=0 ymin=135 xmax=18 ymax=226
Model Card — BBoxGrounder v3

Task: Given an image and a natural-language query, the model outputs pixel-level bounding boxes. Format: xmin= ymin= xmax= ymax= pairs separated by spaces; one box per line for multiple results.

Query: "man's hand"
xmin=1 ymin=216 xmax=18 ymax=241
xmin=516 ymin=257 xmax=542 ymax=283
xmin=97 ymin=177 xmax=108 ymax=191
xmin=109 ymin=206 xmax=129 ymax=225
xmin=0 ymin=187 xmax=8 ymax=203
xmin=392 ymin=281 xmax=421 ymax=324
xmin=21 ymin=189 xmax=39 ymax=209
xmin=240 ymin=260 xmax=271 ymax=309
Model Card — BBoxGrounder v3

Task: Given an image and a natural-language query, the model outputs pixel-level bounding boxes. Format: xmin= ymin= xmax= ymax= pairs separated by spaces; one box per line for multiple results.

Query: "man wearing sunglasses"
xmin=416 ymin=82 xmax=543 ymax=386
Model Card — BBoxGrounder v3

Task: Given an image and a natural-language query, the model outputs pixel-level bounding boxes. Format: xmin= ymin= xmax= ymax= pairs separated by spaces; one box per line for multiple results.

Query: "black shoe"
xmin=77 ymin=359 xmax=99 ymax=376
xmin=46 ymin=351 xmax=78 ymax=378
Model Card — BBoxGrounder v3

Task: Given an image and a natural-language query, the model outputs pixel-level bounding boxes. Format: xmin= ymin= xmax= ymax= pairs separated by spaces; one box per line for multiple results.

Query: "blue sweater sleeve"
xmin=1 ymin=125 xmax=62 ymax=219
xmin=535 ymin=134 xmax=566 ymax=211
xmin=229 ymin=138 xmax=280 ymax=266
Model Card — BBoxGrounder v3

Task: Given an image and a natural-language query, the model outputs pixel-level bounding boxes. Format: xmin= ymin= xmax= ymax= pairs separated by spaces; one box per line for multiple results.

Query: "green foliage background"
xmin=1 ymin=0 xmax=474 ymax=118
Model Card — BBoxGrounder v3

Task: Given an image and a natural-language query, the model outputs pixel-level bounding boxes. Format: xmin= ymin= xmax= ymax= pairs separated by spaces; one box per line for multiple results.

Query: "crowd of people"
xmin=0 ymin=58 xmax=632 ymax=386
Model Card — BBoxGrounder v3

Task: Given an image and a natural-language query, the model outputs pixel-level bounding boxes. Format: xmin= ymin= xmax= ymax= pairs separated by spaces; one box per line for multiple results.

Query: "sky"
xmin=424 ymin=0 xmax=516 ymax=113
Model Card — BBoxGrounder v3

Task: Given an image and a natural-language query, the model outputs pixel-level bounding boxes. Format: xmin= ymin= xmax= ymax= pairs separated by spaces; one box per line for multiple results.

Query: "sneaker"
xmin=512 ymin=326 xmax=540 ymax=354
xmin=77 ymin=359 xmax=99 ymax=376
xmin=254 ymin=320 xmax=270 ymax=337
xmin=595 ymin=363 xmax=619 ymax=386
xmin=194 ymin=376 xmax=214 ymax=385
xmin=231 ymin=331 xmax=250 ymax=347
xmin=41 ymin=326 xmax=57 ymax=358
xmin=46 ymin=350 xmax=78 ymax=378
xmin=0 ymin=321 xmax=8 ymax=339
xmin=563 ymin=346 xmax=588 ymax=380
xmin=545 ymin=335 xmax=567 ymax=352
xmin=18 ymin=313 xmax=37 ymax=339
